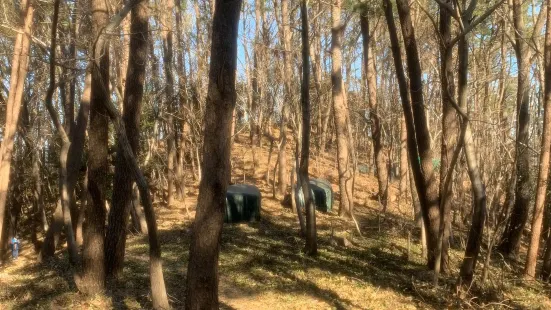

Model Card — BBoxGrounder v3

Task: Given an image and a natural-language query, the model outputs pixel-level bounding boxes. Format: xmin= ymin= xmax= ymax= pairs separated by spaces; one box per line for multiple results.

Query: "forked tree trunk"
xmin=526 ymin=0 xmax=551 ymax=279
xmin=360 ymin=8 xmax=388 ymax=208
xmin=331 ymin=0 xmax=354 ymax=218
xmin=105 ymin=0 xmax=149 ymax=278
xmin=383 ymin=0 xmax=440 ymax=268
xmin=41 ymin=0 xmax=80 ymax=265
xmin=0 ymin=0 xmax=34 ymax=251
xmin=185 ymin=0 xmax=242 ymax=308
xmin=499 ymin=0 xmax=532 ymax=256
xmin=88 ymin=1 xmax=170 ymax=307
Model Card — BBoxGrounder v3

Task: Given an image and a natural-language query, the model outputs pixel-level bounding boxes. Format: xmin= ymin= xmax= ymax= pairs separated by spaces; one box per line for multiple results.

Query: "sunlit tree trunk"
xmin=331 ymin=0 xmax=354 ymax=218
xmin=498 ymin=0 xmax=532 ymax=257
xmin=0 ymin=0 xmax=34 ymax=254
xmin=527 ymin=0 xmax=551 ymax=279
xmin=360 ymin=7 xmax=388 ymax=208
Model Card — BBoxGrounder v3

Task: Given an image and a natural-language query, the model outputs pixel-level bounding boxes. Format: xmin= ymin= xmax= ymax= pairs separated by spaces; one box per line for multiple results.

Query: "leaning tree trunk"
xmin=331 ymin=0 xmax=354 ymax=218
xmin=89 ymin=1 xmax=170 ymax=307
xmin=0 ymin=0 xmax=34 ymax=252
xmin=498 ymin=0 xmax=532 ymax=257
xmin=383 ymin=0 xmax=440 ymax=269
xmin=360 ymin=8 xmax=388 ymax=208
xmin=41 ymin=0 xmax=80 ymax=265
xmin=456 ymin=8 xmax=487 ymax=287
xmin=185 ymin=0 xmax=242 ymax=308
xmin=105 ymin=0 xmax=149 ymax=278
xmin=526 ymin=0 xmax=551 ymax=279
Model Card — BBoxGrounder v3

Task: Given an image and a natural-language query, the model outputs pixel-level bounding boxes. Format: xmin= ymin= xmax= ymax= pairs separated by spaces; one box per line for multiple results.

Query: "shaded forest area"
xmin=1 ymin=0 xmax=551 ymax=309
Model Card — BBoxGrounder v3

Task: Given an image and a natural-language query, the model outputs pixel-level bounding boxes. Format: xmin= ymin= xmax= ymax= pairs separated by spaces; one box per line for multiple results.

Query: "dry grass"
xmin=1 ymin=133 xmax=550 ymax=309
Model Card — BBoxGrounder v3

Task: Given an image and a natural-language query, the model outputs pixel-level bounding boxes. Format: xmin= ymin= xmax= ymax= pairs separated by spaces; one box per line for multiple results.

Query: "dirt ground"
xmin=1 ymin=133 xmax=550 ymax=309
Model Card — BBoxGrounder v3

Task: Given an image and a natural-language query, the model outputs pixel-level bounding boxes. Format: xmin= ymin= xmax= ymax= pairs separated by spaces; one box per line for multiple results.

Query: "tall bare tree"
xmin=498 ymin=0 xmax=533 ymax=256
xmin=331 ymin=0 xmax=355 ymax=218
xmin=185 ymin=0 xmax=242 ymax=307
xmin=105 ymin=0 xmax=149 ymax=278
xmin=0 ymin=0 xmax=34 ymax=253
xmin=526 ymin=0 xmax=551 ymax=279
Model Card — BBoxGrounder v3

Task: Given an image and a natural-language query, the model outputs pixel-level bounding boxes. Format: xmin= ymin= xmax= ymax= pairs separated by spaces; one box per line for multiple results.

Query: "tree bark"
xmin=456 ymin=7 xmax=487 ymax=287
xmin=383 ymin=0 xmax=440 ymax=268
xmin=161 ymin=0 xmax=176 ymax=207
xmin=331 ymin=0 xmax=354 ymax=218
xmin=277 ymin=0 xmax=291 ymax=197
xmin=80 ymin=0 xmax=110 ymax=294
xmin=299 ymin=0 xmax=316 ymax=256
xmin=526 ymin=0 xmax=551 ymax=279
xmin=360 ymin=8 xmax=388 ymax=208
xmin=498 ymin=0 xmax=532 ymax=256
xmin=0 ymin=0 xmax=34 ymax=251
xmin=436 ymin=0 xmax=458 ymax=275
xmin=185 ymin=0 xmax=242 ymax=308
xmin=105 ymin=0 xmax=149 ymax=278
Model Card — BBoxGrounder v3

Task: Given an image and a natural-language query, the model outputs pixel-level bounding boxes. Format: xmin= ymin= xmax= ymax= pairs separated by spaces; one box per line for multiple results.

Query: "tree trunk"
xmin=185 ymin=0 xmax=242 ymax=308
xmin=331 ymin=0 xmax=354 ymax=218
xmin=498 ymin=0 xmax=532 ymax=256
xmin=399 ymin=117 xmax=408 ymax=206
xmin=360 ymin=8 xmax=388 ymax=208
xmin=436 ymin=0 xmax=458 ymax=275
xmin=161 ymin=0 xmax=176 ymax=207
xmin=526 ymin=0 xmax=551 ymax=279
xmin=299 ymin=0 xmax=316 ymax=256
xmin=105 ymin=0 xmax=149 ymax=278
xmin=383 ymin=0 xmax=440 ymax=268
xmin=80 ymin=0 xmax=110 ymax=294
xmin=456 ymin=8 xmax=487 ymax=287
xmin=0 ymin=0 xmax=34 ymax=251
xmin=277 ymin=0 xmax=291 ymax=197
xmin=88 ymin=1 xmax=170 ymax=306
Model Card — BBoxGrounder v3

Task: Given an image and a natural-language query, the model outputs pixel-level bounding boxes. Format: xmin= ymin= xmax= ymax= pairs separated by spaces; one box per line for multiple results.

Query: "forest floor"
xmin=1 ymin=133 xmax=551 ymax=309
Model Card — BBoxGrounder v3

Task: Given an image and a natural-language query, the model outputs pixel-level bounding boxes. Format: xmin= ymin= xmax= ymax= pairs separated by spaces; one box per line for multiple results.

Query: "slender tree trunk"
xmin=41 ymin=0 xmax=80 ymax=265
xmin=399 ymin=117 xmax=408 ymax=205
xmin=436 ymin=0 xmax=458 ymax=275
xmin=526 ymin=0 xmax=551 ymax=279
xmin=185 ymin=0 xmax=242 ymax=308
xmin=360 ymin=8 xmax=388 ymax=208
xmin=456 ymin=9 xmax=487 ymax=287
xmin=0 ymin=0 xmax=34 ymax=250
xmin=161 ymin=0 xmax=176 ymax=207
xmin=499 ymin=0 xmax=532 ymax=256
xmin=277 ymin=0 xmax=291 ymax=197
xmin=331 ymin=0 xmax=354 ymax=218
xmin=299 ymin=0 xmax=316 ymax=256
xmin=105 ymin=0 xmax=149 ymax=278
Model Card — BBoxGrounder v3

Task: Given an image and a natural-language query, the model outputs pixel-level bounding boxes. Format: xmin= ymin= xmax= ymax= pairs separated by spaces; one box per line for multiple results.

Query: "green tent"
xmin=309 ymin=179 xmax=333 ymax=212
xmin=225 ymin=184 xmax=261 ymax=223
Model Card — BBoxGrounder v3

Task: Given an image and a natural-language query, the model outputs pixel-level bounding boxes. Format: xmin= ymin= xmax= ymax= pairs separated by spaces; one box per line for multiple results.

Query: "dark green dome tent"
xmin=225 ymin=184 xmax=261 ymax=223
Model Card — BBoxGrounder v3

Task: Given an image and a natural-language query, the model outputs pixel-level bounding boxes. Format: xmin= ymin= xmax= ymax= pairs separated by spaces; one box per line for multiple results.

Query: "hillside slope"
xmin=1 ymin=133 xmax=550 ymax=309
